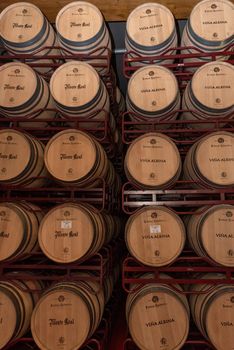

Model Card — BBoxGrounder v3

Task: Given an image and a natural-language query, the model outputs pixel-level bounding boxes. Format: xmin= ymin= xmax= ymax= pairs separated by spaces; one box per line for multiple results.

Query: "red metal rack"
xmin=122 ymin=112 xmax=234 ymax=147
xmin=122 ymin=255 xmax=234 ymax=294
xmin=0 ymin=45 xmax=112 ymax=77
xmin=123 ymin=44 xmax=234 ymax=83
xmin=122 ymin=180 xmax=234 ymax=214
xmin=0 ymin=177 xmax=117 ymax=213
xmin=0 ymin=250 xmax=108 ymax=292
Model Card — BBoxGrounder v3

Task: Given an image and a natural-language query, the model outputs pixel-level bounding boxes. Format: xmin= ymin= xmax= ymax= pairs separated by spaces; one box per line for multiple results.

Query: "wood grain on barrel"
xmin=126 ymin=276 xmax=190 ymax=350
xmin=56 ymin=1 xmax=103 ymax=42
xmin=0 ymin=2 xmax=44 ymax=43
xmin=125 ymin=206 xmax=185 ymax=266
xmin=0 ymin=63 xmax=37 ymax=109
xmin=44 ymin=130 xmax=97 ymax=183
xmin=50 ymin=61 xmax=100 ymax=108
xmin=190 ymin=274 xmax=234 ymax=350
xmin=192 ymin=62 xmax=234 ymax=111
xmin=190 ymin=0 xmax=234 ymax=43
xmin=38 ymin=203 xmax=95 ymax=263
xmin=126 ymin=3 xmax=175 ymax=47
xmin=128 ymin=66 xmax=178 ymax=113
xmin=195 ymin=132 xmax=234 ymax=187
xmin=187 ymin=205 xmax=234 ymax=266
xmin=125 ymin=133 xmax=181 ymax=189
xmin=31 ymin=279 xmax=105 ymax=350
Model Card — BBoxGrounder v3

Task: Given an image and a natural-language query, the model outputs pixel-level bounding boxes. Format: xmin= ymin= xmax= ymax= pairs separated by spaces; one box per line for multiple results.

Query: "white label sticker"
xmin=61 ymin=220 xmax=72 ymax=229
xmin=150 ymin=225 xmax=161 ymax=234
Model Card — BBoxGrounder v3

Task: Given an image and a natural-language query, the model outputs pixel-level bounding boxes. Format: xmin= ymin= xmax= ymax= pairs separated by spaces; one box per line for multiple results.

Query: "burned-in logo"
xmin=72 ymin=97 xmax=78 ymax=102
xmin=226 ymin=211 xmax=233 ymax=218
xmin=230 ymin=296 xmax=234 ymax=303
xmin=59 ymin=337 xmax=65 ymax=344
xmin=214 ymin=67 xmax=220 ymax=73
xmin=78 ymin=8 xmax=83 ymax=12
xmin=1 ymin=168 xmax=6 ymax=173
xmin=152 ymin=296 xmax=159 ymax=303
xmin=160 ymin=338 xmax=167 ymax=345
xmin=216 ymin=98 xmax=221 ymax=104
xmin=22 ymin=9 xmax=28 ymax=14
xmin=149 ymin=71 xmax=154 ymax=76
xmin=228 ymin=250 xmax=234 ymax=257
xmin=150 ymin=36 xmax=156 ymax=42
xmin=151 ymin=212 xmax=157 ymax=219
xmin=73 ymin=68 xmax=78 ymax=73
xmin=150 ymin=139 xmax=156 ymax=145
xmin=69 ymin=136 xmax=75 ymax=142
xmin=7 ymin=136 xmax=12 ymax=141
xmin=14 ymin=69 xmax=20 ymax=74
xmin=221 ymin=172 xmax=227 ymax=178
xmin=155 ymin=250 xmax=160 ymax=256
xmin=211 ymin=4 xmax=217 ymax=9
xmin=64 ymin=211 xmax=70 ymax=217
xmin=150 ymin=173 xmax=156 ymax=179
xmin=218 ymin=138 xmax=224 ymax=144
xmin=146 ymin=9 xmax=152 ymax=14
xmin=58 ymin=295 xmax=65 ymax=303
xmin=63 ymin=247 xmax=69 ymax=253
xmin=0 ymin=211 xmax=6 ymax=217
xmin=68 ymin=168 xmax=73 ymax=174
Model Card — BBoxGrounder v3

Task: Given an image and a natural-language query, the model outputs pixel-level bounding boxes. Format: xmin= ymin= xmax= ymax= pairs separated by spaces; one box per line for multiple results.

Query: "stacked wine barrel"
xmin=0 ymin=0 xmax=233 ymax=350
xmin=0 ymin=2 xmax=123 ymax=349
xmin=125 ymin=0 xmax=234 ymax=128
xmin=123 ymin=2 xmax=234 ymax=350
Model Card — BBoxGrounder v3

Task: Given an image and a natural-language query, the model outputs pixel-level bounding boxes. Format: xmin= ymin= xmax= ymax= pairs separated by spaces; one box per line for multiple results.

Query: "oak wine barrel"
xmin=0 ymin=201 xmax=43 ymax=262
xmin=124 ymin=133 xmax=181 ymax=189
xmin=126 ymin=274 xmax=190 ymax=350
xmin=0 ymin=2 xmax=60 ymax=74
xmin=125 ymin=206 xmax=186 ymax=266
xmin=125 ymin=3 xmax=178 ymax=66
xmin=187 ymin=205 xmax=234 ymax=266
xmin=181 ymin=0 xmax=234 ymax=67
xmin=127 ymin=65 xmax=180 ymax=127
xmin=0 ymin=129 xmax=48 ymax=188
xmin=0 ymin=62 xmax=56 ymax=127
xmin=181 ymin=62 xmax=234 ymax=128
xmin=38 ymin=202 xmax=118 ymax=263
xmin=0 ymin=277 xmax=43 ymax=348
xmin=31 ymin=277 xmax=105 ymax=350
xmin=44 ymin=129 xmax=119 ymax=189
xmin=56 ymin=1 xmax=111 ymax=75
xmin=49 ymin=61 xmax=115 ymax=130
xmin=183 ymin=131 xmax=234 ymax=188
xmin=190 ymin=273 xmax=234 ymax=350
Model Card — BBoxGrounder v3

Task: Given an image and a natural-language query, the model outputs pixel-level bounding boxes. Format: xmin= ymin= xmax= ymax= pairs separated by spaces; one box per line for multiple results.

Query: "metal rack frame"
xmin=122 ymin=180 xmax=234 ymax=214
xmin=123 ymin=44 xmax=234 ymax=82
xmin=122 ymin=256 xmax=234 ymax=294
xmin=0 ymin=177 xmax=117 ymax=213
xmin=0 ymin=45 xmax=112 ymax=77
xmin=122 ymin=112 xmax=234 ymax=147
